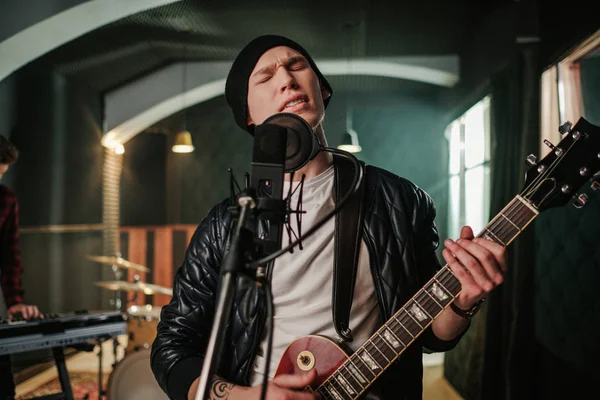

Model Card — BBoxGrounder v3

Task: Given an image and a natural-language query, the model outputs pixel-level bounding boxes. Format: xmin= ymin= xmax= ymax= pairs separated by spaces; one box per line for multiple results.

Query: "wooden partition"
xmin=119 ymin=224 xmax=197 ymax=307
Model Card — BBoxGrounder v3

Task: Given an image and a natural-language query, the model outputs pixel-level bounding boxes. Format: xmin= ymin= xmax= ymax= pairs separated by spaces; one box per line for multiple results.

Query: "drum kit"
xmin=88 ymin=253 xmax=171 ymax=399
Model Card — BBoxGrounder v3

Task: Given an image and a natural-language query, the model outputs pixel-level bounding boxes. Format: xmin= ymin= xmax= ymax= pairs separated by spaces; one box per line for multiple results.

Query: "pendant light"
xmin=172 ymin=43 xmax=194 ymax=153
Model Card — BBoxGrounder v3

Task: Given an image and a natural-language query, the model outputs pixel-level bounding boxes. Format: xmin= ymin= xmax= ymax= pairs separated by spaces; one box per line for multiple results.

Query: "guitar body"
xmin=275 ymin=335 xmax=349 ymax=390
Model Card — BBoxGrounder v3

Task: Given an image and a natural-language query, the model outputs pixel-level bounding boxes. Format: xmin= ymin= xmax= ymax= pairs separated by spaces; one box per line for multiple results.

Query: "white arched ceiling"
xmin=102 ymin=55 xmax=459 ymax=147
xmin=0 ymin=0 xmax=181 ymax=83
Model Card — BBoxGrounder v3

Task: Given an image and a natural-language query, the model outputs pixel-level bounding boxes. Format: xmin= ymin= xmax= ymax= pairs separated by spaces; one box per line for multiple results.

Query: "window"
xmin=541 ymin=29 xmax=600 ymax=156
xmin=445 ymin=96 xmax=491 ymax=240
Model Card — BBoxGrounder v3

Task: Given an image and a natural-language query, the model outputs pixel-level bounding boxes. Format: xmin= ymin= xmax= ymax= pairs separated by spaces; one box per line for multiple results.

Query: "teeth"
xmin=285 ymin=99 xmax=304 ymax=108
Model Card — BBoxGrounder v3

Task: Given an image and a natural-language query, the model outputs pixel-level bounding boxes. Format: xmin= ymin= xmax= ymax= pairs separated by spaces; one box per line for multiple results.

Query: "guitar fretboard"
xmin=315 ymin=195 xmax=539 ymax=400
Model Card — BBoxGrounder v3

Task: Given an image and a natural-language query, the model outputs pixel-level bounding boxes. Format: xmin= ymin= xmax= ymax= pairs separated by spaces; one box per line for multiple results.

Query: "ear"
xmin=321 ymin=86 xmax=332 ymax=101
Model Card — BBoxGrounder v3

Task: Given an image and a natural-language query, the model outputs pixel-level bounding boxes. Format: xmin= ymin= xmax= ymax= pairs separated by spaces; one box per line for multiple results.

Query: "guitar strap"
xmin=332 ymin=153 xmax=367 ymax=342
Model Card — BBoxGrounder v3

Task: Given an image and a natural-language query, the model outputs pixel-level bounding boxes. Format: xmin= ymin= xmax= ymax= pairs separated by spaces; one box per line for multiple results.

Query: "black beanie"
xmin=225 ymin=34 xmax=333 ymax=134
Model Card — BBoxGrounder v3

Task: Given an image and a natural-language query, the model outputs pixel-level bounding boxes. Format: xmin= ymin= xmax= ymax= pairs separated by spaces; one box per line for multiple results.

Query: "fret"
xmin=515 ymin=195 xmax=539 ymax=215
xmin=499 ymin=211 xmax=521 ymax=231
xmin=479 ymin=197 xmax=538 ymax=247
xmin=495 ymin=221 xmax=515 ymax=242
xmin=419 ymin=288 xmax=442 ymax=308
xmin=373 ymin=332 xmax=398 ymax=361
xmin=398 ymin=309 xmax=423 ymax=335
xmin=358 ymin=348 xmax=381 ymax=371
xmin=340 ymin=364 xmax=364 ymax=392
xmin=322 ymin=382 xmax=344 ymax=400
xmin=334 ymin=373 xmax=357 ymax=398
xmin=415 ymin=289 xmax=444 ymax=316
xmin=346 ymin=359 xmax=369 ymax=385
xmin=437 ymin=268 xmax=461 ymax=296
xmin=508 ymin=205 xmax=530 ymax=230
xmin=329 ymin=374 xmax=352 ymax=400
xmin=381 ymin=326 xmax=406 ymax=350
xmin=365 ymin=340 xmax=390 ymax=365
xmin=497 ymin=212 xmax=522 ymax=240
xmin=482 ymin=228 xmax=505 ymax=246
xmin=429 ymin=278 xmax=454 ymax=306
xmin=390 ymin=315 xmax=415 ymax=343
xmin=514 ymin=197 xmax=538 ymax=227
xmin=407 ymin=300 xmax=432 ymax=324
xmin=491 ymin=202 xmax=520 ymax=238
xmin=350 ymin=352 xmax=377 ymax=380
xmin=317 ymin=384 xmax=333 ymax=400
xmin=402 ymin=306 xmax=428 ymax=330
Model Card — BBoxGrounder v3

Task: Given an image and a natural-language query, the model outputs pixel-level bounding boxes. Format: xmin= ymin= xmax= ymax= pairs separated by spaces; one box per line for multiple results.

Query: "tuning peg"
xmin=580 ymin=167 xmax=591 ymax=177
xmin=591 ymin=177 xmax=600 ymax=191
xmin=559 ymin=121 xmax=572 ymax=135
xmin=573 ymin=193 xmax=588 ymax=208
xmin=544 ymin=139 xmax=556 ymax=149
xmin=544 ymin=139 xmax=563 ymax=156
xmin=526 ymin=154 xmax=537 ymax=166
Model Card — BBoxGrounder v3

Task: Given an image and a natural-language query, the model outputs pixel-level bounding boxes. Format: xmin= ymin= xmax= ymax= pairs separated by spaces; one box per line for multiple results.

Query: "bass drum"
xmin=126 ymin=305 xmax=162 ymax=353
xmin=106 ymin=349 xmax=169 ymax=400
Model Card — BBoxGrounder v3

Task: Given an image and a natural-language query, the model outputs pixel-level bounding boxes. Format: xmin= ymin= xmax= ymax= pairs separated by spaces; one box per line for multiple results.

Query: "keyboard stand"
xmin=28 ymin=347 xmax=73 ymax=400
xmin=53 ymin=347 xmax=74 ymax=400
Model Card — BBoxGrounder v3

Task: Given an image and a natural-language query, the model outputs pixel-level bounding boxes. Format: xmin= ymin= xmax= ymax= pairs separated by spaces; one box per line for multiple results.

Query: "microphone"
xmin=248 ymin=112 xmax=319 ymax=257
xmin=249 ymin=120 xmax=288 ymax=256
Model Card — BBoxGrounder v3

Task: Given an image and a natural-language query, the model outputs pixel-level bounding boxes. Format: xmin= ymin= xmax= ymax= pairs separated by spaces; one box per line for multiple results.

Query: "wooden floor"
xmin=15 ymin=336 xmax=463 ymax=399
xmin=422 ymin=353 xmax=464 ymax=400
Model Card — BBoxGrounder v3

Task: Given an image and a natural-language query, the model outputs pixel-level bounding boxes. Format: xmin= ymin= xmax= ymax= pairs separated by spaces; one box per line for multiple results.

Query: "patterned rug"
xmin=16 ymin=371 xmax=110 ymax=400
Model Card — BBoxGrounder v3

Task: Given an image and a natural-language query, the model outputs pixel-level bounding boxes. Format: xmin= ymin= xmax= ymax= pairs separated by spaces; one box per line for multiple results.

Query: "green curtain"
xmin=444 ymin=43 xmax=541 ymax=400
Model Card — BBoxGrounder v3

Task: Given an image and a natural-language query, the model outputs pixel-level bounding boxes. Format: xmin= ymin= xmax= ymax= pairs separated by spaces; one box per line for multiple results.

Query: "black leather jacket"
xmin=151 ymin=165 xmax=465 ymax=400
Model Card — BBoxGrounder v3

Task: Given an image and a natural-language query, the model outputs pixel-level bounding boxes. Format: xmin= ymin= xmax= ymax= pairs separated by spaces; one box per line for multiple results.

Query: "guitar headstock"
xmin=521 ymin=117 xmax=600 ymax=211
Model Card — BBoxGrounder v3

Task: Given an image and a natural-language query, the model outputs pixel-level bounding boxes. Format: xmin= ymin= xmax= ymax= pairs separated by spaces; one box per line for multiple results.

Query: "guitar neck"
xmin=315 ymin=195 xmax=539 ymax=400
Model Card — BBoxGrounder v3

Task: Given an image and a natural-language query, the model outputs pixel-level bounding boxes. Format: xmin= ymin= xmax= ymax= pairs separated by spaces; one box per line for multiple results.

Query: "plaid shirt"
xmin=0 ymin=184 xmax=24 ymax=308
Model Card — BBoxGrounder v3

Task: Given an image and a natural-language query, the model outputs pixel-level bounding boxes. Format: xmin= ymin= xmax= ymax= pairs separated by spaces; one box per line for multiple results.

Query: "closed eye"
xmin=288 ymin=59 xmax=308 ymax=71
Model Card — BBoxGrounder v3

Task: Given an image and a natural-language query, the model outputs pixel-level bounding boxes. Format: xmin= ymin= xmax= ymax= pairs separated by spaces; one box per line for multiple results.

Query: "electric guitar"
xmin=273 ymin=117 xmax=600 ymax=400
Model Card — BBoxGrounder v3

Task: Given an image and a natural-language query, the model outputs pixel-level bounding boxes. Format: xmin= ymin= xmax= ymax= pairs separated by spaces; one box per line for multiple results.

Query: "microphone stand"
xmin=195 ymin=192 xmax=257 ymax=400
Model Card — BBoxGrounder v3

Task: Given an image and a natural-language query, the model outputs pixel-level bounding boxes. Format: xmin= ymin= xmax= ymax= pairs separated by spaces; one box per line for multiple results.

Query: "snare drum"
xmin=106 ymin=349 xmax=169 ymax=400
xmin=126 ymin=304 xmax=162 ymax=353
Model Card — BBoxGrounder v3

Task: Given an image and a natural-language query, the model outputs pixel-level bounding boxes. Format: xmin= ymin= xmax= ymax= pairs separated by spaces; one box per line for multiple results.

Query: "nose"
xmin=277 ymin=68 xmax=298 ymax=93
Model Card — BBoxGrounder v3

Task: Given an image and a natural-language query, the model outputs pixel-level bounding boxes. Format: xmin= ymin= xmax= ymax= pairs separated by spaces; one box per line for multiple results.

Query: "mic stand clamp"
xmin=195 ymin=191 xmax=257 ymax=400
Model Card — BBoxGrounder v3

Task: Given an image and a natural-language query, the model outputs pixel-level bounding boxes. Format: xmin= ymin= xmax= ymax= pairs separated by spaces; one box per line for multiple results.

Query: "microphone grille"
xmin=252 ymin=124 xmax=287 ymax=165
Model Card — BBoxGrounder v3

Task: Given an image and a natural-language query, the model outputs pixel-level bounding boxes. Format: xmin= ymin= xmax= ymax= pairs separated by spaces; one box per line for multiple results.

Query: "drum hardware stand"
xmin=112 ymin=337 xmax=120 ymax=368
xmin=105 ymin=252 xmax=126 ymax=374
xmin=130 ymin=274 xmax=141 ymax=304
xmin=96 ymin=338 xmax=105 ymax=399
xmin=95 ymin=336 xmax=122 ymax=398
xmin=110 ymin=252 xmax=124 ymax=313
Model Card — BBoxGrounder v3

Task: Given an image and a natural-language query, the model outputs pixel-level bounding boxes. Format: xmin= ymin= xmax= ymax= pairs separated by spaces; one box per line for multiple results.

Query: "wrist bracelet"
xmin=450 ymin=298 xmax=485 ymax=319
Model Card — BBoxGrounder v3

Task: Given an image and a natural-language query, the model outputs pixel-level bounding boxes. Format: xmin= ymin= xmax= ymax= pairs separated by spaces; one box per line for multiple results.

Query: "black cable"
xmin=246 ymin=147 xmax=363 ymax=269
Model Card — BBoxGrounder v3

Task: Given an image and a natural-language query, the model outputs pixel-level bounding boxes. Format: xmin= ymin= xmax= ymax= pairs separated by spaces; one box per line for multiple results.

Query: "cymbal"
xmin=86 ymin=255 xmax=149 ymax=273
xmin=94 ymin=280 xmax=173 ymax=296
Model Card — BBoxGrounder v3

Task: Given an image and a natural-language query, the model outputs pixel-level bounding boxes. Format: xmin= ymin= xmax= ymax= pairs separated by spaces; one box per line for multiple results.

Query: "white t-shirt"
xmin=248 ymin=165 xmax=382 ymax=386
